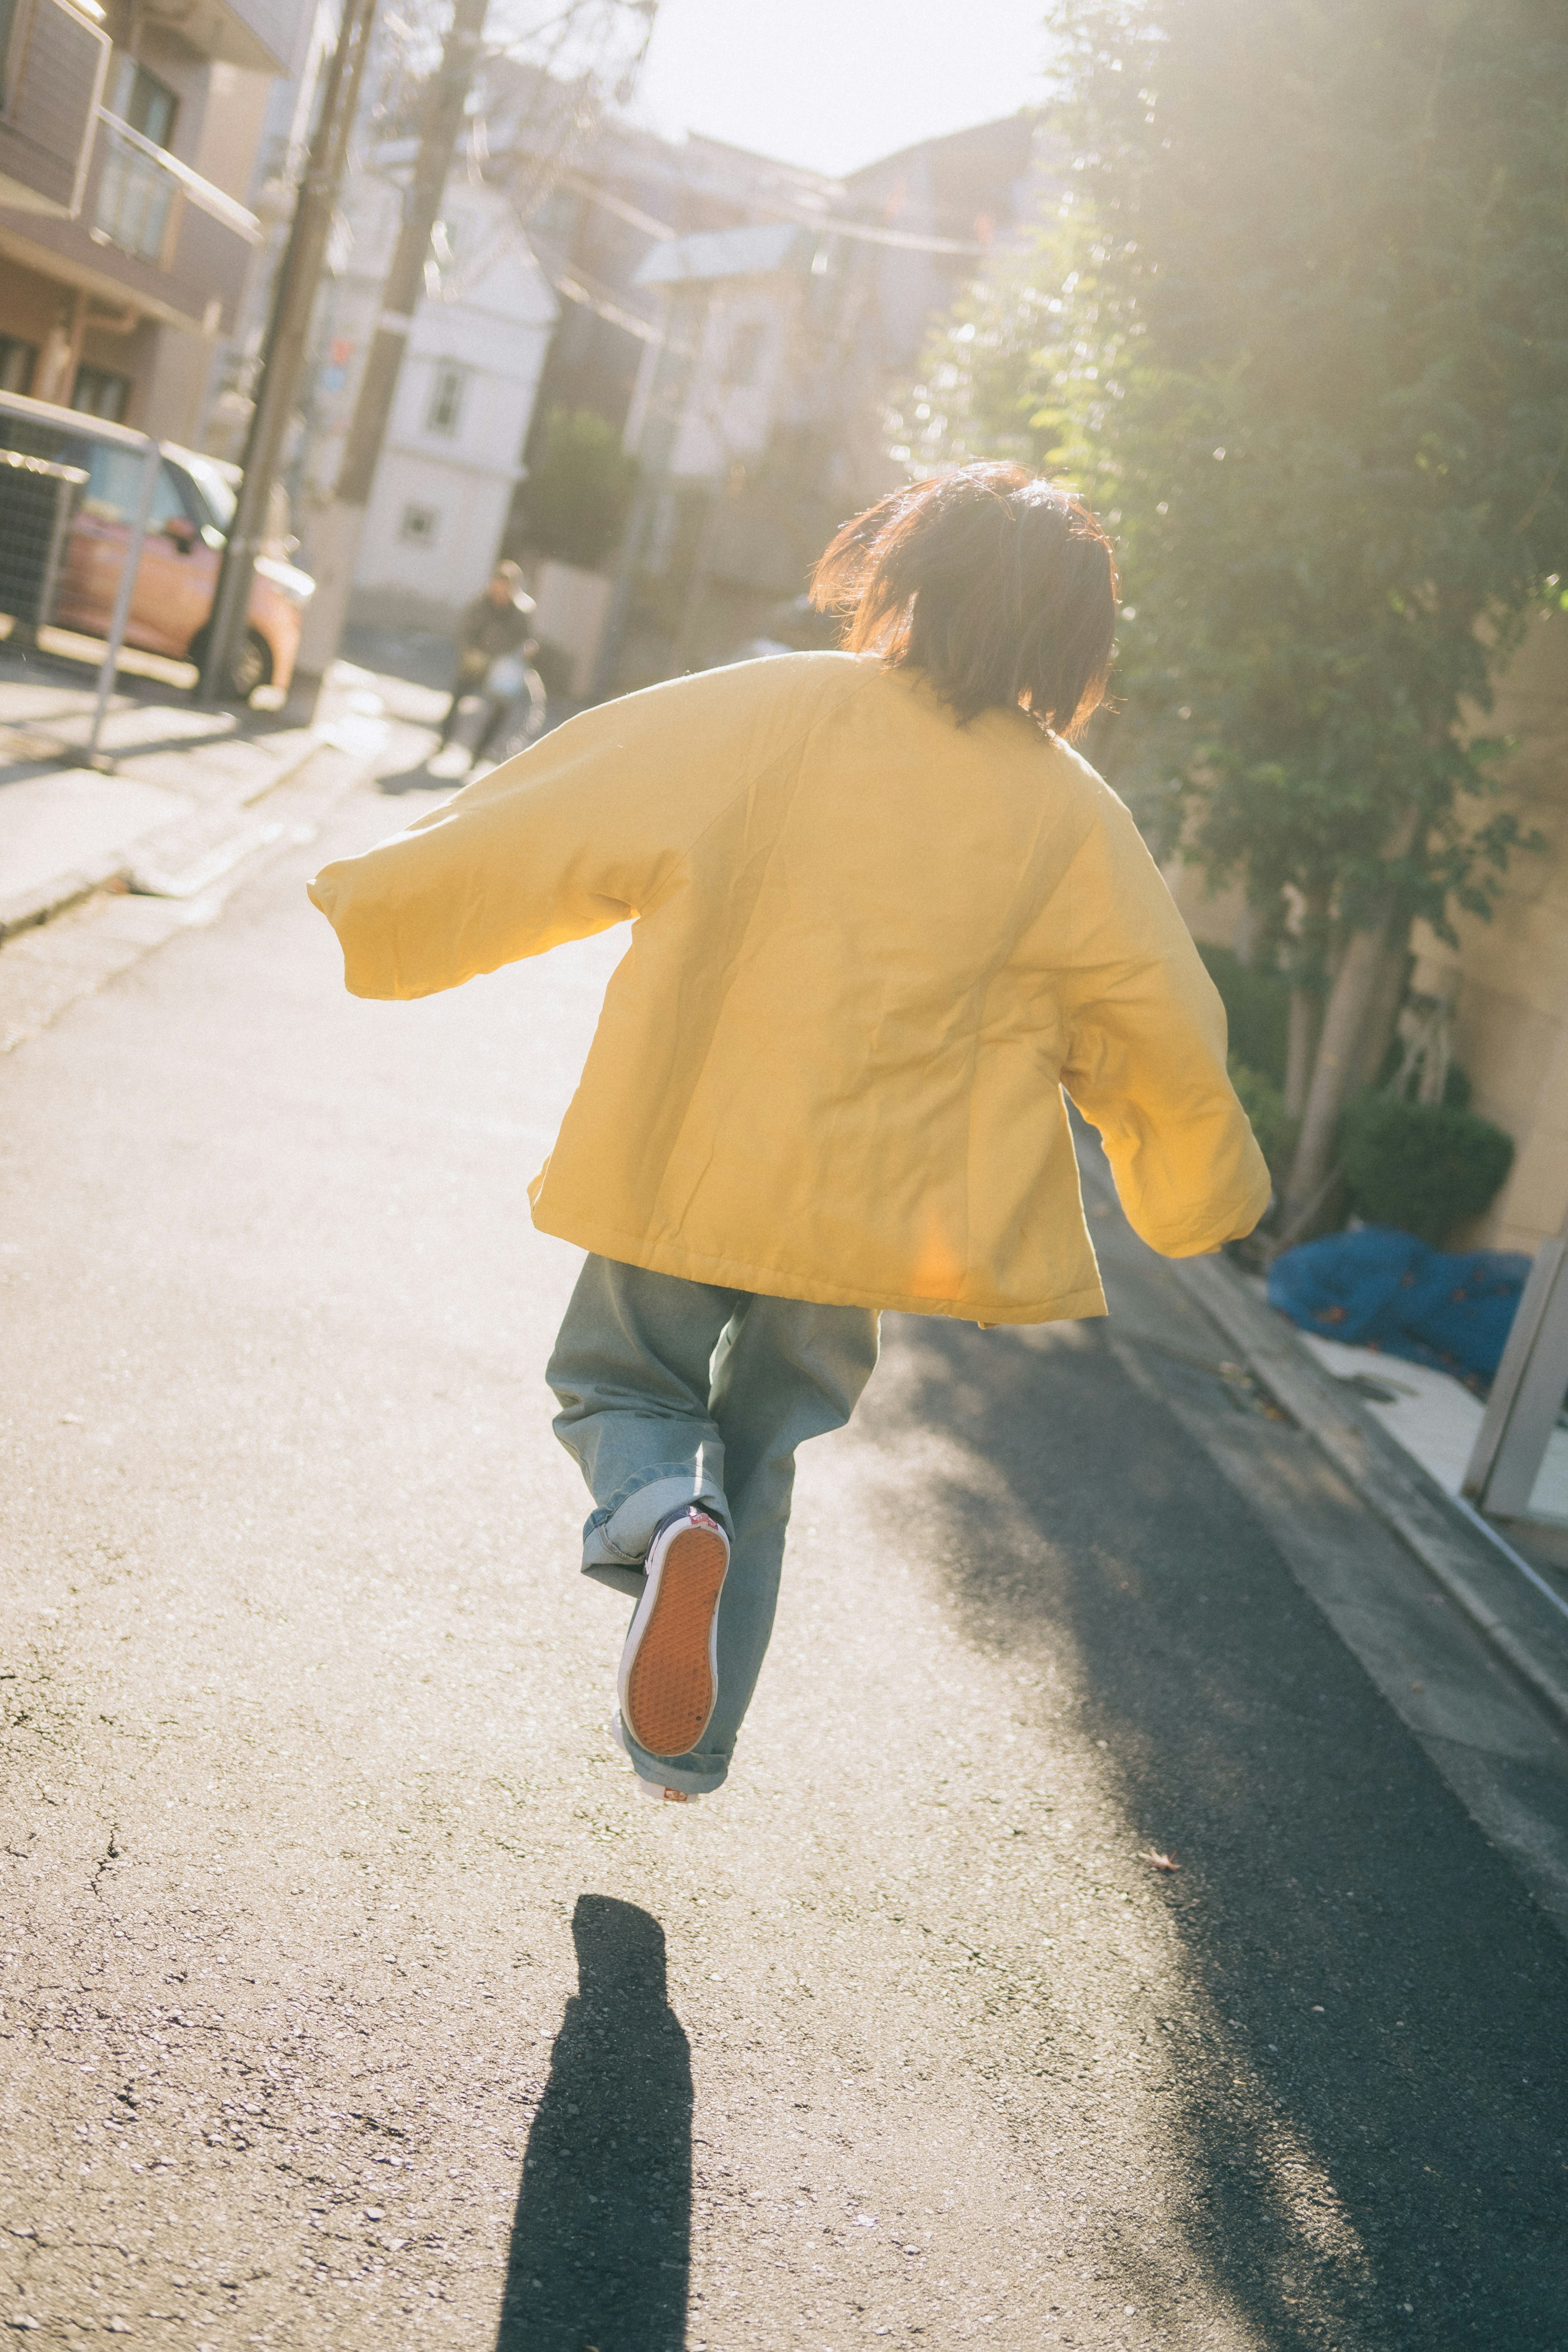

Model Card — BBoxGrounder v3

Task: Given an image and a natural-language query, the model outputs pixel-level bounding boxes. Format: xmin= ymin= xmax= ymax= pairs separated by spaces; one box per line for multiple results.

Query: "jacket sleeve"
xmin=307 ymin=679 xmax=732 ymax=1000
xmin=1051 ymin=780 xmax=1272 ymax=1257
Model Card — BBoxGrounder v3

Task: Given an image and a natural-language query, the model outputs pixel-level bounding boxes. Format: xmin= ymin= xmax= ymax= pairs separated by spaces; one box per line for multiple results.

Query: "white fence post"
xmin=84 ymin=438 xmax=161 ymax=766
xmin=1464 ymin=1229 xmax=1568 ymax=1519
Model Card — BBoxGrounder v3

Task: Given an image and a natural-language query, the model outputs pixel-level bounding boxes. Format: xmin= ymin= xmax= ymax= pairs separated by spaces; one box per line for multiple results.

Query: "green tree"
xmin=916 ymin=0 xmax=1568 ymax=1236
xmin=513 ymin=407 xmax=639 ymax=571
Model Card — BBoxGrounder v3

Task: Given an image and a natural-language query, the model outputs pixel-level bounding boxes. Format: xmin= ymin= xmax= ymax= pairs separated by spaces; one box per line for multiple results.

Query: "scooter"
xmin=433 ymin=650 xmax=548 ymax=777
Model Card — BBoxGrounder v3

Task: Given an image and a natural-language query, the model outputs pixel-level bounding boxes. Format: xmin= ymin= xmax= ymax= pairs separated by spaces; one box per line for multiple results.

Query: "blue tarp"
xmin=1267 ymin=1226 xmax=1531 ymax=1388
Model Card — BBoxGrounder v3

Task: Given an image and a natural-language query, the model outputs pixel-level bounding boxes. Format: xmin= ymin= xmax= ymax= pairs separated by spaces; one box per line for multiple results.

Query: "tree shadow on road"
xmin=867 ymin=1313 xmax=1568 ymax=2352
xmin=494 ymin=1895 xmax=690 ymax=2352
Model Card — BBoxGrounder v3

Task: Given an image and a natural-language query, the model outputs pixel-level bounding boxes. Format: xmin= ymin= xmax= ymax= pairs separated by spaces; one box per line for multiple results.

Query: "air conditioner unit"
xmin=0 ymin=0 xmax=112 ymax=220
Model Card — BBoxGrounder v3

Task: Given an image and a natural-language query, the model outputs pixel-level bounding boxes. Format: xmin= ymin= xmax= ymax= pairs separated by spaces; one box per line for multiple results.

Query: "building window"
xmin=400 ymin=503 xmax=439 ymax=547
xmin=148 ymin=461 xmax=195 ymax=533
xmin=72 ymin=364 xmax=132 ymax=422
xmin=423 ymin=364 xmax=467 ymax=437
xmin=111 ymin=57 xmax=179 ymax=147
xmin=0 ymin=334 xmax=37 ymax=395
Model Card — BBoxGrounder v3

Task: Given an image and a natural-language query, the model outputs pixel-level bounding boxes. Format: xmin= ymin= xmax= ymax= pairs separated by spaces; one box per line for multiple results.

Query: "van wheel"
xmin=189 ymin=624 xmax=274 ymax=702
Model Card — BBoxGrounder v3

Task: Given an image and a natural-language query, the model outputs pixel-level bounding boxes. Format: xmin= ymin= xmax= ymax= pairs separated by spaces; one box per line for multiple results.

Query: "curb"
xmin=1171 ymin=1251 xmax=1568 ymax=1741
xmin=0 ymin=847 xmax=129 ymax=944
xmin=0 ymin=724 xmax=328 ymax=943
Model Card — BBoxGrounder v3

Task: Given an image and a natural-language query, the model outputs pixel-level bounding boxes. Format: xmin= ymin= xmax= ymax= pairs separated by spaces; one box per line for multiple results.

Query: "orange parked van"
xmin=0 ymin=394 xmax=313 ymax=699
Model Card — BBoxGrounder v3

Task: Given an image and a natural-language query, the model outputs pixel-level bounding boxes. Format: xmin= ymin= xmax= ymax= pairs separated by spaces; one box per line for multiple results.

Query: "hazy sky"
xmin=631 ymin=0 xmax=1052 ymax=179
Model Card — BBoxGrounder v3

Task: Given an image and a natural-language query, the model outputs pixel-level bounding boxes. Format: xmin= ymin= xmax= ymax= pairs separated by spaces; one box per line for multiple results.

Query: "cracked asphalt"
xmin=2 ymin=769 xmax=1566 ymax=2351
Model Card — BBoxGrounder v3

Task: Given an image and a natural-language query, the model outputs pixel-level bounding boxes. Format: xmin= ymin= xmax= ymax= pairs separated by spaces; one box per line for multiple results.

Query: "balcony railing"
xmin=90 ymin=110 xmax=260 ymax=265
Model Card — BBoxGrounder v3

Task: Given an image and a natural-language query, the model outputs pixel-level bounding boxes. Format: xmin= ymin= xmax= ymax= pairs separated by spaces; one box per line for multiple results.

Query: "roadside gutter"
xmin=1172 ymin=1250 xmax=1568 ymax=1741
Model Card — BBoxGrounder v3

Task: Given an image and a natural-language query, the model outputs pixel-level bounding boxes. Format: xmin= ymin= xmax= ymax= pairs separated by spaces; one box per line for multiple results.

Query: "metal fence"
xmin=0 ymin=446 xmax=85 ymax=627
xmin=0 ymin=386 xmax=167 ymax=762
xmin=1464 ymin=1225 xmax=1568 ymax=1529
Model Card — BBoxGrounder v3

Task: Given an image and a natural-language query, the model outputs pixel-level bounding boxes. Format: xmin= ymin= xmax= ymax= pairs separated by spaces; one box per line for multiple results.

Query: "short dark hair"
xmin=809 ymin=463 xmax=1118 ymax=738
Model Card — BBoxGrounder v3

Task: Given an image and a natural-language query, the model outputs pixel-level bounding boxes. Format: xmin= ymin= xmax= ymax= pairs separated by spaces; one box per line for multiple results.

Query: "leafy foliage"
xmin=1338 ymin=1090 xmax=1514 ymax=1244
xmin=1227 ymin=1061 xmax=1294 ymax=1181
xmin=1196 ymin=942 xmax=1290 ymax=1086
xmin=918 ymin=0 xmax=1568 ymax=957
xmin=513 ymin=407 xmax=638 ymax=571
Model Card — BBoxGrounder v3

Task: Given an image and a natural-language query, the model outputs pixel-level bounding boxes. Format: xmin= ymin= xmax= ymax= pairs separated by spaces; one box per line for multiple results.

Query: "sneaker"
xmin=616 ymin=1506 xmax=730 ymax=1760
xmin=609 ymin=1713 xmax=704 ymax=1803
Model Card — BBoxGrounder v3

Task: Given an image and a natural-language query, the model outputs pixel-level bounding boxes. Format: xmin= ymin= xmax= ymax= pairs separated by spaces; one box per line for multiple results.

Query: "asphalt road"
xmin=2 ymin=763 xmax=1566 ymax=2352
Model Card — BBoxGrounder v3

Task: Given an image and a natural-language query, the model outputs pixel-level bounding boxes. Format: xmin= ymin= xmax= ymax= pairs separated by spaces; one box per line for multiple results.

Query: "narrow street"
xmin=2 ymin=762 xmax=1565 ymax=2352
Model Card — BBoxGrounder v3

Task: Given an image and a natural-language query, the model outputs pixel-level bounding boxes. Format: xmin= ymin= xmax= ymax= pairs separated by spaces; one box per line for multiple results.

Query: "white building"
xmin=300 ymin=163 xmax=559 ymax=632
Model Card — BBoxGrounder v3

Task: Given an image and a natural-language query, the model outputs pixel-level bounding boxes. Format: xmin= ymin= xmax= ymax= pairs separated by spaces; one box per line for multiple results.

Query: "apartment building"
xmin=0 ymin=0 xmax=308 ymax=442
xmin=296 ymin=149 xmax=560 ymax=633
xmin=307 ymin=55 xmax=823 ymax=639
xmin=596 ymin=113 xmax=1042 ymax=688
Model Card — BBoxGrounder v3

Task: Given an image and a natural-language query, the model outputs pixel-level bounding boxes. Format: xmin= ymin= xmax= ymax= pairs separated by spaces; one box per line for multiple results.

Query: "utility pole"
xmin=586 ymin=285 xmax=706 ymax=700
xmin=292 ymin=0 xmax=491 ymax=682
xmin=200 ymin=0 xmax=380 ymax=703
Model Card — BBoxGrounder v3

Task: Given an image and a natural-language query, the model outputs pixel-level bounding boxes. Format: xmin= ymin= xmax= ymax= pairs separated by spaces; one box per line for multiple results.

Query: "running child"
xmin=307 ymin=465 xmax=1270 ymax=1802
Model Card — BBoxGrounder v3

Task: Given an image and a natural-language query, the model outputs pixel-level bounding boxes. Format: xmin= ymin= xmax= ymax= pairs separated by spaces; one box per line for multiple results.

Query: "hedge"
xmin=1337 ymin=1091 xmax=1514 ymax=1247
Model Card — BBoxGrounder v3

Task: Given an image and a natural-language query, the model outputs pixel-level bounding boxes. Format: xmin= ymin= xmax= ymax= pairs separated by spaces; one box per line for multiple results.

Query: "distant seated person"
xmin=436 ymin=560 xmax=538 ymax=767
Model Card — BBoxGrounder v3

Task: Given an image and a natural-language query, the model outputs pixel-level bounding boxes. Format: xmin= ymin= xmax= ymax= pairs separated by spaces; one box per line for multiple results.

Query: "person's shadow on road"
xmin=494 ymin=1895 xmax=691 ymax=2352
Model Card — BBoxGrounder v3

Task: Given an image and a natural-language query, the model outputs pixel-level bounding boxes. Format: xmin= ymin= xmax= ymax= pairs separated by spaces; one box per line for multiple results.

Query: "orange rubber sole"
xmin=623 ymin=1522 xmax=728 ymax=1759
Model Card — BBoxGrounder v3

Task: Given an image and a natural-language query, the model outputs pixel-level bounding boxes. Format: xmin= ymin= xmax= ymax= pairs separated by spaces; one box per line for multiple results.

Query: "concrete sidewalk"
xmin=0 ymin=644 xmax=450 ymax=1060
xmin=0 ymin=639 xmax=442 ymax=940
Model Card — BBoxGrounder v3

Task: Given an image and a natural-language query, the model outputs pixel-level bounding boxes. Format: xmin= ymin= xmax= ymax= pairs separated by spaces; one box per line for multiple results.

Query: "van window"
xmin=78 ymin=445 xmax=148 ymax=523
xmin=150 ymin=463 xmax=193 ymax=529
xmin=75 ymin=446 xmax=185 ymax=529
xmin=177 ymin=450 xmax=238 ymax=533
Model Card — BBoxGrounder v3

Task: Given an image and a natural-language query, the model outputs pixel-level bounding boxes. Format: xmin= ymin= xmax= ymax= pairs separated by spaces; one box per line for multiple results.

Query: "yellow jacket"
xmin=308 ymin=653 xmax=1269 ymax=1323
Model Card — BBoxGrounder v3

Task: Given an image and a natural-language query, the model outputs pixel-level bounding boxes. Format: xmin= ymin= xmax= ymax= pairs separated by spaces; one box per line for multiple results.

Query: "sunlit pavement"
xmin=2 ymin=769 xmax=1565 ymax=2352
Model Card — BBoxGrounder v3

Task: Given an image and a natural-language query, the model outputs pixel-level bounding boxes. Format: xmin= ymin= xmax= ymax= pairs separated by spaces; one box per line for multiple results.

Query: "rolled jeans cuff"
xmin=579 ymin=1466 xmax=729 ymax=1596
xmin=617 ymin=1715 xmax=729 ymax=1796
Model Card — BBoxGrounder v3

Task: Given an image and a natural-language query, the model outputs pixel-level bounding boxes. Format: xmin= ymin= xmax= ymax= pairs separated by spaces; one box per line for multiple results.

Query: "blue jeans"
xmin=546 ymin=1256 xmax=882 ymax=1793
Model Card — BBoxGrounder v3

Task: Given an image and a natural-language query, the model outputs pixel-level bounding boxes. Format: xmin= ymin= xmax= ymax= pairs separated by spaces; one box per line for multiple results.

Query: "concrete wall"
xmin=1411 ymin=604 xmax=1568 ymax=1253
xmin=350 ymin=448 xmax=525 ymax=632
xmin=528 ymin=559 xmax=611 ymax=696
xmin=667 ymin=279 xmax=793 ymax=479
xmin=0 ymin=253 xmax=67 ymax=388
xmin=348 ymin=295 xmax=555 ymax=626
